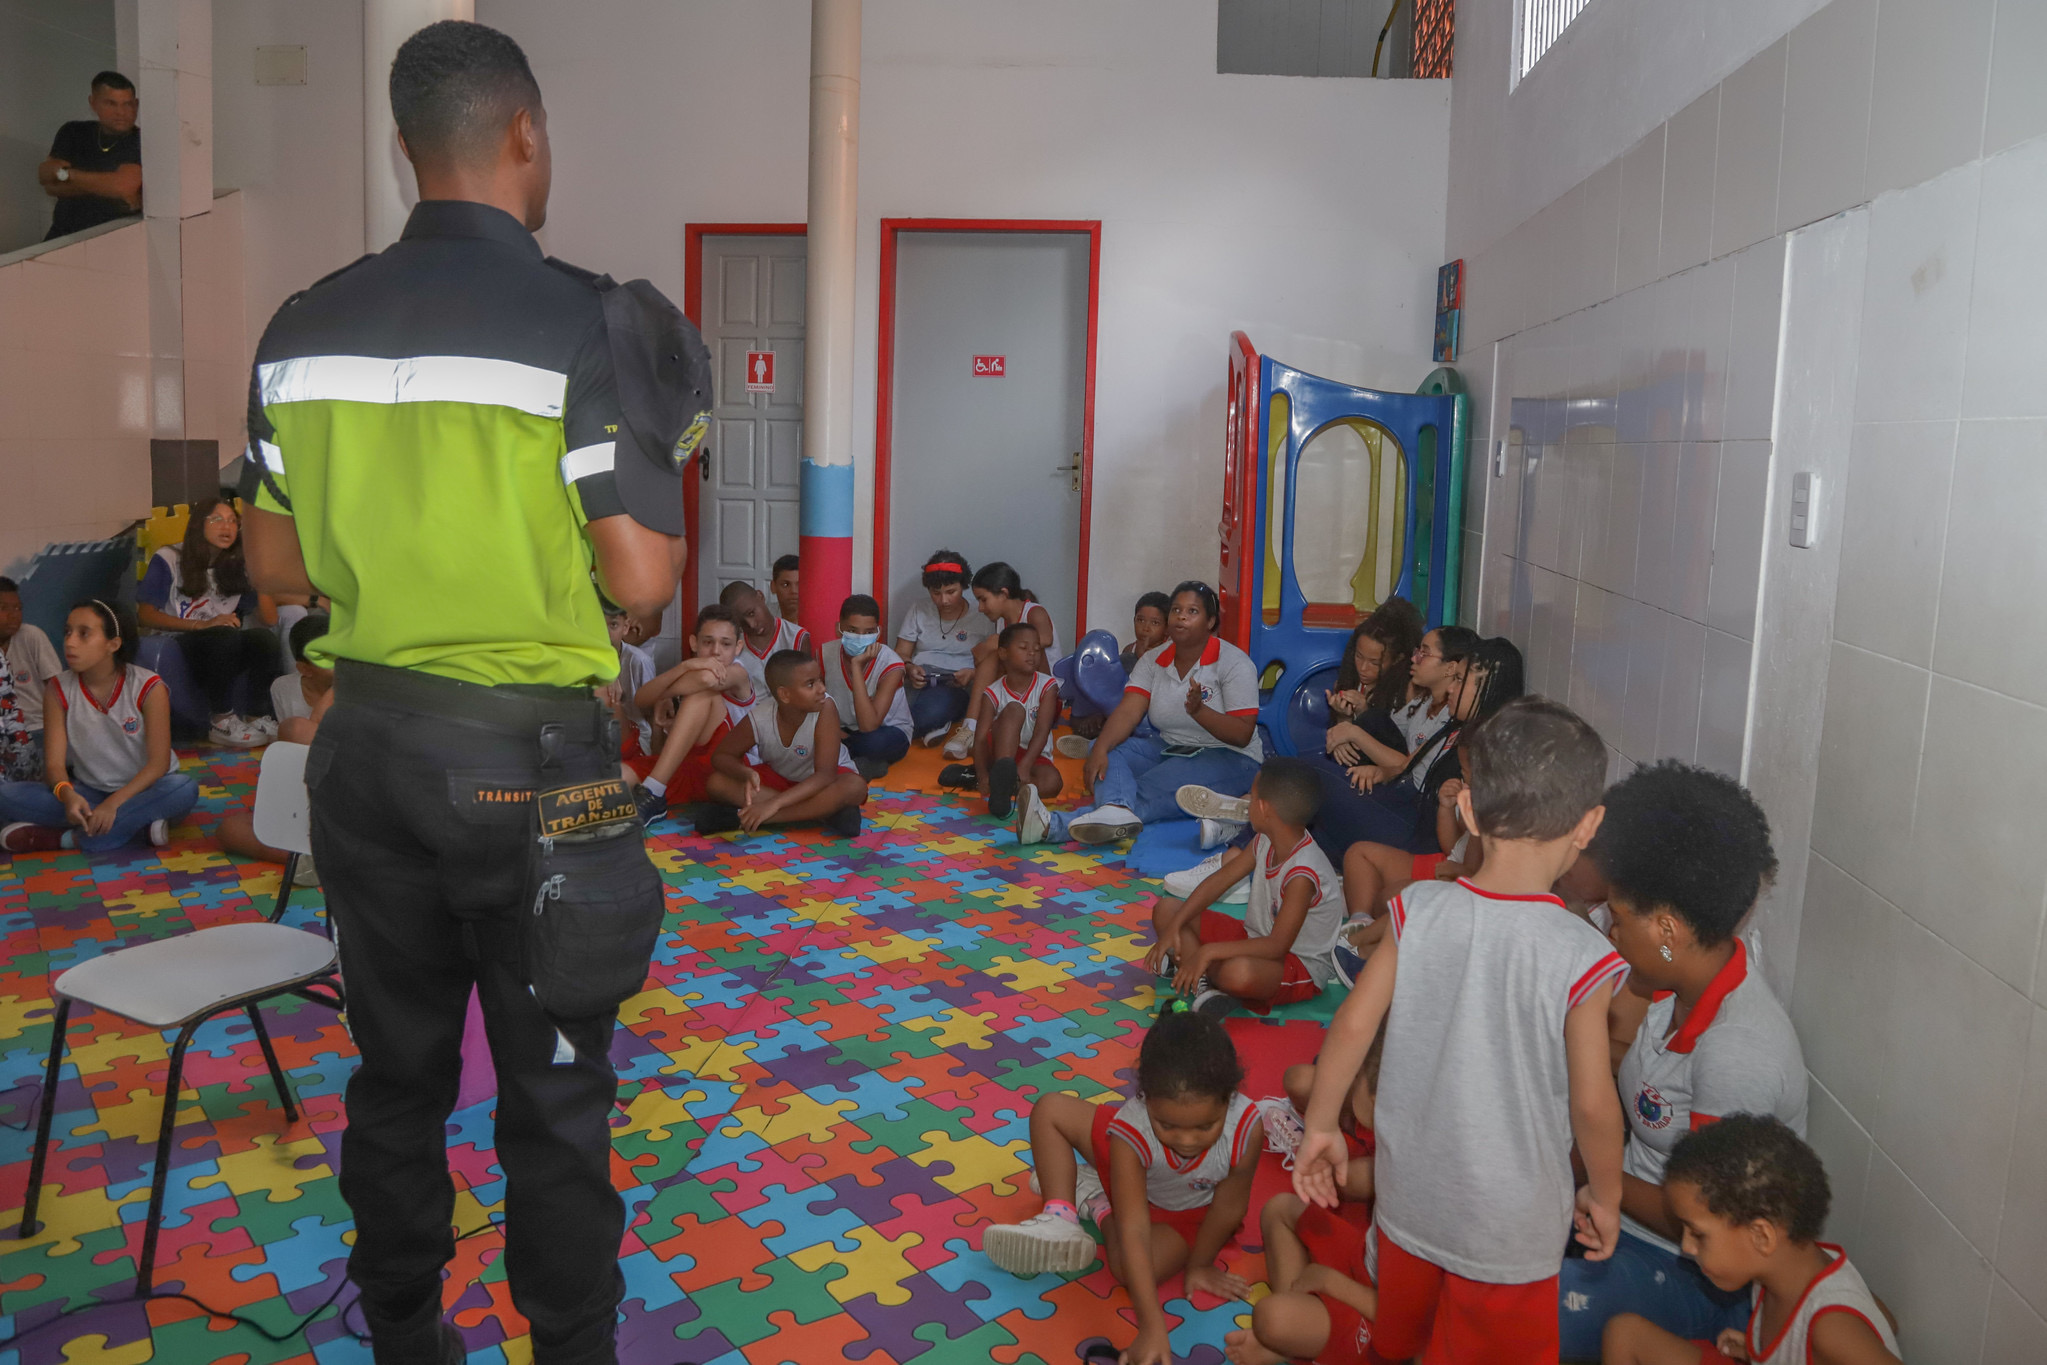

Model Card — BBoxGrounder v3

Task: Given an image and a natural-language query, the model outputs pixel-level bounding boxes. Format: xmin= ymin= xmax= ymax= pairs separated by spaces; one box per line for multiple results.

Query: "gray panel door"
xmin=699 ymin=234 xmax=806 ymax=611
xmin=886 ymin=232 xmax=1089 ymax=650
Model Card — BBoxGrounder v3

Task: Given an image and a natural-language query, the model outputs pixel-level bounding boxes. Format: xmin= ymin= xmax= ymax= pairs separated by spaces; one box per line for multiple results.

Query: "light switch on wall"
xmin=1789 ymin=471 xmax=1818 ymax=548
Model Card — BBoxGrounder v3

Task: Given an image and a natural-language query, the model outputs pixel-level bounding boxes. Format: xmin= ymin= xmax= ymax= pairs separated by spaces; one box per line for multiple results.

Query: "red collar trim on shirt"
xmin=1152 ymin=636 xmax=1224 ymax=671
xmin=1453 ymin=877 xmax=1566 ymax=909
xmin=79 ymin=669 xmax=126 ymax=714
xmin=998 ymin=674 xmax=1039 ymax=704
xmin=745 ymin=634 xmax=775 ymax=660
xmin=1667 ymin=940 xmax=1748 ymax=1055
xmin=1746 ymin=1244 xmax=1846 ymax=1363
xmin=1263 ymin=832 xmax=1311 ymax=877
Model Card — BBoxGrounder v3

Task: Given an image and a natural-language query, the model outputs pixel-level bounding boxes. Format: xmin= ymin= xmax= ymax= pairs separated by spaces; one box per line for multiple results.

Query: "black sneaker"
xmin=824 ymin=804 xmax=863 ymax=839
xmin=632 ymin=784 xmax=667 ymax=827
xmin=1190 ymin=987 xmax=1239 ymax=1019
xmin=938 ymin=763 xmax=978 ymax=789
xmin=853 ymin=755 xmax=890 ymax=781
xmin=691 ymin=804 xmax=742 ymax=836
xmin=986 ymin=757 xmax=1019 ymax=819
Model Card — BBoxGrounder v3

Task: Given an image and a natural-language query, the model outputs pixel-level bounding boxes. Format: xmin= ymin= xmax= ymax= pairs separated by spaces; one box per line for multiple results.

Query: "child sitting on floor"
xmin=1230 ymin=1034 xmax=1385 ymax=1365
xmin=970 ymin=621 xmax=1062 ymax=819
xmin=769 ymin=553 xmax=800 ymax=623
xmin=944 ymin=562 xmax=1061 ymax=760
xmin=1602 ymin=1115 xmax=1901 ymax=1365
xmin=1294 ymin=697 xmax=1629 ymax=1365
xmin=0 ymin=601 xmax=199 ymax=854
xmin=819 ymin=594 xmax=914 ymax=779
xmin=218 ymin=614 xmax=332 ymax=875
xmin=703 ymin=649 xmax=866 ymax=838
xmin=723 ymin=581 xmax=813 ymax=700
xmin=897 ymin=550 xmax=992 ymax=748
xmin=602 ymin=602 xmax=658 ymax=763
xmin=1060 ymin=591 xmax=1171 ymax=751
xmin=1145 ymin=756 xmax=1345 ymax=1018
xmin=985 ymin=1010 xmax=1262 ymax=1365
xmin=627 ymin=604 xmax=755 ymax=821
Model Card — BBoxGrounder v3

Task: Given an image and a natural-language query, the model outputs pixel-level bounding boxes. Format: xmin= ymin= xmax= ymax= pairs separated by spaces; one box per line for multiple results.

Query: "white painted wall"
xmin=210 ymin=0 xmax=366 ymax=363
xmin=480 ymin=0 xmax=1450 ymax=635
xmin=1453 ymin=0 xmax=2047 ymax=1358
xmin=0 ymin=0 xmax=118 ymax=254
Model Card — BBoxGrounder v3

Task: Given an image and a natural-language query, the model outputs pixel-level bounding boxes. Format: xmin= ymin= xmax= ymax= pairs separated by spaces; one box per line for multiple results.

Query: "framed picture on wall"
xmin=1436 ymin=259 xmax=1463 ymax=314
xmin=1433 ymin=308 xmax=1460 ymax=363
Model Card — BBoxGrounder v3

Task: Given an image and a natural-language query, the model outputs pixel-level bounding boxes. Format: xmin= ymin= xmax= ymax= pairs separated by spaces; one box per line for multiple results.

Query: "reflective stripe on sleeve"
xmin=253 ymin=439 xmax=285 ymax=475
xmin=258 ymin=354 xmax=569 ymax=419
xmin=560 ymin=441 xmax=616 ymax=483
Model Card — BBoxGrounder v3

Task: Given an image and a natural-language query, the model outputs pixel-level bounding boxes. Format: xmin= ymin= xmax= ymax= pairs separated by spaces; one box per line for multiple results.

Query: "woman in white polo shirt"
xmin=1016 ymin=581 xmax=1260 ymax=846
xmin=1556 ymin=760 xmax=1805 ymax=1360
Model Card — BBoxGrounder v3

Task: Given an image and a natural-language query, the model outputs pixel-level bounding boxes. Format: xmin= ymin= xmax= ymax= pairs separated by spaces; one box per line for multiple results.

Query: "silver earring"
xmin=1659 ymin=943 xmax=1674 ymax=963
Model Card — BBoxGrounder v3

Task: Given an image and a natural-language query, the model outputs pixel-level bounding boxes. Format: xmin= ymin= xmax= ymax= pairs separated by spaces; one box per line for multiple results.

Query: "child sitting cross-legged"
xmin=819 ymin=594 xmax=914 ymax=779
xmin=701 ymin=649 xmax=866 ymax=838
xmin=984 ymin=1011 xmax=1263 ymax=1365
xmin=970 ymin=620 xmax=1062 ymax=819
xmin=1293 ymin=696 xmax=1631 ymax=1365
xmin=625 ymin=604 xmax=756 ymax=822
xmin=1145 ymin=755 xmax=1345 ymax=1018
xmin=1602 ymin=1115 xmax=1901 ymax=1365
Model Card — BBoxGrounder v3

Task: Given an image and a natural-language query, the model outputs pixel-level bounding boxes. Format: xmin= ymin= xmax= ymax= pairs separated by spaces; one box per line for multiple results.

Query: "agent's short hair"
xmin=764 ymin=649 xmax=815 ymax=693
xmin=693 ymin=603 xmax=739 ymax=636
xmin=1599 ymin=761 xmax=1777 ymax=945
xmin=1134 ymin=591 xmax=1171 ymax=618
xmin=288 ymin=613 xmax=330 ymax=663
xmin=997 ymin=620 xmax=1040 ymax=650
xmin=0 ymin=576 xmax=19 ymax=594
xmin=772 ymin=554 xmax=799 ymax=576
xmin=1255 ymin=756 xmax=1323 ymax=827
xmin=719 ymin=580 xmax=764 ymax=609
xmin=1461 ymin=696 xmax=1606 ymax=841
xmin=1665 ymin=1114 xmax=1829 ymax=1244
xmin=91 ymin=71 xmax=135 ymax=95
xmin=388 ymin=21 xmax=541 ymax=169
xmin=839 ymin=594 xmax=881 ymax=624
xmin=1137 ymin=1010 xmax=1243 ymax=1104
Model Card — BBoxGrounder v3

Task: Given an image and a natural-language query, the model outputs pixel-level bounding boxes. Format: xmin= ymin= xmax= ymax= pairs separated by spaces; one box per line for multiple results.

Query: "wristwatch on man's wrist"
xmin=55 ymin=167 xmax=70 ymax=182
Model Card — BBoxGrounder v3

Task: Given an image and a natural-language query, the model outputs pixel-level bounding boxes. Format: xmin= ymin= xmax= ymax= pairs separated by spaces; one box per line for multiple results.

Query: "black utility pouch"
xmin=522 ymin=775 xmax=665 ymax=1021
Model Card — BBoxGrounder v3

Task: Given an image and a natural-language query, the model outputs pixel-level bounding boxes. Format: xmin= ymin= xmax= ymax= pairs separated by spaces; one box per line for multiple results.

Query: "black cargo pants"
xmin=307 ymin=662 xmax=662 ymax=1365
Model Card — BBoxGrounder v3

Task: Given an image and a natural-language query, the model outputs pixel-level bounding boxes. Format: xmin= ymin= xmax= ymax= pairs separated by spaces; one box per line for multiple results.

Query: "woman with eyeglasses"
xmin=1014 ymin=581 xmax=1262 ymax=846
xmin=138 ymin=496 xmax=284 ymax=747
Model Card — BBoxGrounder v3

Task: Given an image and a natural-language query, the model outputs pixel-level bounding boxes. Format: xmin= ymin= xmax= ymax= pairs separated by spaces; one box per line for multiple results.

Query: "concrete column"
xmin=138 ymin=0 xmax=211 ymax=444
xmin=799 ymin=0 xmax=860 ymax=647
xmin=364 ymin=0 xmax=474 ymax=252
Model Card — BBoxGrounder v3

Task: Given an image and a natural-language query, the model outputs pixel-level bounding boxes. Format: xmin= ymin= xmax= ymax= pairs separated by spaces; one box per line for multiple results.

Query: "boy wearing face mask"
xmin=819 ymin=594 xmax=914 ymax=779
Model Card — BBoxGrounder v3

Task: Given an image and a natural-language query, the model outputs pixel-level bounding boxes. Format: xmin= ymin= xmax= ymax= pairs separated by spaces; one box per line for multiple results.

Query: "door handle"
xmin=1054 ymin=453 xmax=1081 ymax=493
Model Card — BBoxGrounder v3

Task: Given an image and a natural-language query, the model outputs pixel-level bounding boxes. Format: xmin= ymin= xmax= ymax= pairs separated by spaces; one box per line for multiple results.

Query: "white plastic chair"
xmin=253 ymin=740 xmax=314 ymax=925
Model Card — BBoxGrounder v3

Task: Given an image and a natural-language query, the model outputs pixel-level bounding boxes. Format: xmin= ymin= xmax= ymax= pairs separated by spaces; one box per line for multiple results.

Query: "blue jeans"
xmin=907 ymin=675 xmax=972 ymax=735
xmin=1046 ymin=732 xmax=1259 ymax=840
xmin=1557 ymin=1229 xmax=1750 ymax=1360
xmin=842 ymin=725 xmax=910 ymax=765
xmin=1307 ymin=754 xmax=1436 ymax=862
xmin=0 ymin=774 xmax=200 ymax=853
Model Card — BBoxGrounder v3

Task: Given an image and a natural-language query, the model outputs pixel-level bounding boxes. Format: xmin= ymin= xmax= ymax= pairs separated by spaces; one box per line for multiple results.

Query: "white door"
xmin=699 ymin=234 xmax=806 ymax=611
xmin=886 ymin=232 xmax=1089 ymax=652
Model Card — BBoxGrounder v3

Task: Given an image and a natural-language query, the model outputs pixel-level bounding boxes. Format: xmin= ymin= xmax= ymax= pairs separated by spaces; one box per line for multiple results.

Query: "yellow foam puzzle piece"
xmin=789 ymin=1224 xmax=924 ymax=1306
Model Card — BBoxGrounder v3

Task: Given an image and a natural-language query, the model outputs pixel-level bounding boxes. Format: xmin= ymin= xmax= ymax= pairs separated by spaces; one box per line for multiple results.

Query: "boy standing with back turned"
xmin=1293 ymin=697 xmax=1630 ymax=1365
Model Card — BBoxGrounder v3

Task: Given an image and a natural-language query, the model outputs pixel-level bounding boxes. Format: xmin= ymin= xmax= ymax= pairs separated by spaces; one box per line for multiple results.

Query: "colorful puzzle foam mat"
xmin=0 ymin=747 xmax=1338 ymax=1364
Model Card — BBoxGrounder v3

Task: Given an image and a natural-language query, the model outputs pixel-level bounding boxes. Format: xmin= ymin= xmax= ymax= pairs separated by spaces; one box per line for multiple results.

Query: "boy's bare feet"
xmin=1222 ymin=1328 xmax=1284 ymax=1365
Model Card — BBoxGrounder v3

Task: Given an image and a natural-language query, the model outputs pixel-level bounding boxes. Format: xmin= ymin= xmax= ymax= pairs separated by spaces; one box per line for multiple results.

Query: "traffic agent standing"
xmin=241 ymin=22 xmax=703 ymax=1365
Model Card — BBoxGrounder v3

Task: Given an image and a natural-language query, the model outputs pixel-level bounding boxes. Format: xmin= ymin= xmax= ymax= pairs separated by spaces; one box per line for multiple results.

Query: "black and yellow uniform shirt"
xmin=243 ymin=200 xmax=631 ymax=688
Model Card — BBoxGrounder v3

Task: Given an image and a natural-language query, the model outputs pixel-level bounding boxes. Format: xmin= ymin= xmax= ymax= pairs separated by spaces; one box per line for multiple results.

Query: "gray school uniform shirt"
xmin=1372 ymin=877 xmax=1629 ymax=1284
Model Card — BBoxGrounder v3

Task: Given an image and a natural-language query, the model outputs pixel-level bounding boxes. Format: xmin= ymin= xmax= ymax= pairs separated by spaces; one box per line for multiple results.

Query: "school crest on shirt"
xmin=1634 ymin=1084 xmax=1673 ymax=1129
xmin=122 ymin=717 xmax=140 ymax=736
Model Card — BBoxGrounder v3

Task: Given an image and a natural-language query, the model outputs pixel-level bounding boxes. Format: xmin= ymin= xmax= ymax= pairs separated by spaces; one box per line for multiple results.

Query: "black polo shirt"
xmin=46 ymin=121 xmax=141 ymax=239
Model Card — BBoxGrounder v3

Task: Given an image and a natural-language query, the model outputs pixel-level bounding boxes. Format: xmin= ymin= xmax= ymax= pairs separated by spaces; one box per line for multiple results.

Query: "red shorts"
xmin=1088 ymin=1104 xmax=1215 ymax=1247
xmin=1695 ymin=1345 xmax=1739 ymax=1365
xmin=1410 ymin=852 xmax=1446 ymax=882
xmin=623 ymin=743 xmax=718 ymax=804
xmin=748 ymin=761 xmax=797 ymax=792
xmin=1344 ymin=1123 xmax=1377 ymax=1163
xmin=1366 ymin=1233 xmax=1556 ymax=1365
xmin=1297 ymin=1205 xmax=1375 ymax=1365
xmin=1196 ymin=911 xmax=1321 ymax=1011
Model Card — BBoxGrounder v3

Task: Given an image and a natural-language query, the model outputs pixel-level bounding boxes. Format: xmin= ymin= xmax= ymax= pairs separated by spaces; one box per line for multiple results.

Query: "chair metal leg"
xmin=17 ymin=998 xmax=72 ymax=1238
xmin=270 ymin=854 xmax=297 ymax=922
xmin=137 ymin=1022 xmax=197 ymax=1295
xmin=245 ymin=1004 xmax=298 ymax=1123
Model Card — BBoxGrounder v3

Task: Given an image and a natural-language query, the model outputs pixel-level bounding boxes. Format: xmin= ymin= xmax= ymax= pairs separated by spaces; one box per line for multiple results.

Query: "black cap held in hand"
xmin=603 ymin=278 xmax=713 ymax=536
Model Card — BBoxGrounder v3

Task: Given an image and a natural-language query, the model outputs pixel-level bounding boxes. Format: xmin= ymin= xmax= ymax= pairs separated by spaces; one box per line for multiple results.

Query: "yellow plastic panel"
xmin=1261 ymin=391 xmax=1290 ymax=626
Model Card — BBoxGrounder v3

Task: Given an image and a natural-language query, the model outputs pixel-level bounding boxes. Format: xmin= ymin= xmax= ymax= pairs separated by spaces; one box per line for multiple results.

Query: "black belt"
xmin=335 ymin=659 xmax=605 ymax=740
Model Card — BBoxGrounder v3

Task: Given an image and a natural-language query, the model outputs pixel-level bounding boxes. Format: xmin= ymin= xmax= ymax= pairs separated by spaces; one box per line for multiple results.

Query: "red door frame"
xmin=679 ymin=222 xmax=807 ymax=621
xmin=873 ymin=218 xmax=1102 ymax=634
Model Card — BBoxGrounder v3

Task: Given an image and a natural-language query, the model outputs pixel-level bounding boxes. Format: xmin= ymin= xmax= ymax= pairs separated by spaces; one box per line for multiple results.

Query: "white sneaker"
xmin=1176 ymin=784 xmax=1250 ymax=824
xmin=1198 ymin=817 xmax=1245 ymax=850
xmin=942 ymin=723 xmax=975 ymax=760
xmin=1189 ymin=986 xmax=1238 ymax=1018
xmin=209 ymin=715 xmax=266 ymax=749
xmin=1162 ymin=851 xmax=1250 ymax=904
xmin=247 ymin=715 xmax=279 ymax=741
xmin=919 ymin=725 xmax=950 ymax=748
xmin=1014 ymin=784 xmax=1051 ymax=845
xmin=147 ymin=819 xmax=170 ymax=848
xmin=1256 ymin=1096 xmax=1306 ymax=1168
xmin=1053 ymin=734 xmax=1090 ymax=761
xmin=983 ymin=1209 xmax=1098 ymax=1275
xmin=1069 ymin=804 xmax=1141 ymax=845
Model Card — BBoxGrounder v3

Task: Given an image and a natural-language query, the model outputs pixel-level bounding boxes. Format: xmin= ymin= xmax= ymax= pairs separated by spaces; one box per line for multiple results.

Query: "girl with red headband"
xmin=895 ymin=550 xmax=994 ymax=749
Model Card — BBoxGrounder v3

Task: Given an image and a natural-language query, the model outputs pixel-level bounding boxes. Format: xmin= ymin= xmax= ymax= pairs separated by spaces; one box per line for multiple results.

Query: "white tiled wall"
xmin=1456 ymin=0 xmax=2047 ymax=1356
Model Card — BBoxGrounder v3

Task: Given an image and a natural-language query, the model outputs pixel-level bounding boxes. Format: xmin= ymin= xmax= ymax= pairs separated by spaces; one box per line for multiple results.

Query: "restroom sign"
xmin=745 ymin=351 xmax=776 ymax=393
xmin=973 ymin=355 xmax=1006 ymax=377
